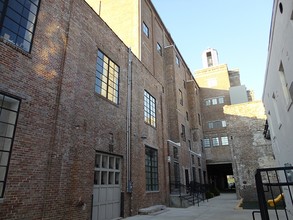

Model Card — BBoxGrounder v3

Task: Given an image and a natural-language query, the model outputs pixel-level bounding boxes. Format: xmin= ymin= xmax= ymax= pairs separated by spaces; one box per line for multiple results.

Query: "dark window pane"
xmin=16 ymin=35 xmax=30 ymax=51
xmin=20 ymin=17 xmax=34 ymax=32
xmin=8 ymin=1 xmax=23 ymax=14
xmin=0 ymin=2 xmax=4 ymax=12
xmin=24 ymin=0 xmax=37 ymax=14
xmin=3 ymin=17 xmax=19 ymax=34
xmin=0 ymin=27 xmax=17 ymax=42
xmin=18 ymin=26 xmax=32 ymax=41
xmin=1 ymin=0 xmax=39 ymax=52
xmin=6 ymin=7 xmax=22 ymax=23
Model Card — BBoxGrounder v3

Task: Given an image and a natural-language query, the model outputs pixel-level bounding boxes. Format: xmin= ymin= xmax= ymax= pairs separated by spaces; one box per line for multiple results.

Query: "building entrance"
xmin=207 ymin=163 xmax=234 ymax=191
xmin=92 ymin=153 xmax=122 ymax=220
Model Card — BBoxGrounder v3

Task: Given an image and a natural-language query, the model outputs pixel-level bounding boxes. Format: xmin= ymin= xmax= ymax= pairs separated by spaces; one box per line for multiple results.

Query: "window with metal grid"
xmin=144 ymin=90 xmax=156 ymax=127
xmin=95 ymin=50 xmax=120 ymax=104
xmin=145 ymin=146 xmax=158 ymax=191
xmin=0 ymin=93 xmax=20 ymax=198
xmin=0 ymin=0 xmax=40 ymax=52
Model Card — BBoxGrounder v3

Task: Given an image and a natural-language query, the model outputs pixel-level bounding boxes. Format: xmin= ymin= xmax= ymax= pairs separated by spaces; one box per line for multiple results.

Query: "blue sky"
xmin=151 ymin=0 xmax=273 ymax=100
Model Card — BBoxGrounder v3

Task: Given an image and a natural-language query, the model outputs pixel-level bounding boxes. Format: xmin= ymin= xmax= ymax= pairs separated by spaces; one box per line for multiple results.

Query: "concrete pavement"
xmin=123 ymin=193 xmax=258 ymax=220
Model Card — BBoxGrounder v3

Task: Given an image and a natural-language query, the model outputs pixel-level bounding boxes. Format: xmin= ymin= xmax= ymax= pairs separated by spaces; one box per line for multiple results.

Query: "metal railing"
xmin=170 ymin=181 xmax=208 ymax=206
xmin=253 ymin=166 xmax=293 ymax=220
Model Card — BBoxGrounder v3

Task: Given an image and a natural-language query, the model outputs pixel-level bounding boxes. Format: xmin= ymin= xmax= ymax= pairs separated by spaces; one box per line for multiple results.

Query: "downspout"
xmin=126 ymin=48 xmax=133 ymax=213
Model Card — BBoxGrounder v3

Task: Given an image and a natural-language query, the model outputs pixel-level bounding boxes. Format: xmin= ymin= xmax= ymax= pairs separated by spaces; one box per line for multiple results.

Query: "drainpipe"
xmin=126 ymin=48 xmax=133 ymax=195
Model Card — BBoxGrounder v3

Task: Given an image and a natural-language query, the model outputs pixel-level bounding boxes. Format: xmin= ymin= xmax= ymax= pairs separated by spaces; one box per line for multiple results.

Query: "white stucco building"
xmin=263 ymin=0 xmax=293 ymax=168
xmin=263 ymin=0 xmax=293 ymax=217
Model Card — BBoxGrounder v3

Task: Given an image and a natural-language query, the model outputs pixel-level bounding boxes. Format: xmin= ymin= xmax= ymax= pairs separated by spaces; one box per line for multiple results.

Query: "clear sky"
xmin=151 ymin=0 xmax=274 ymax=100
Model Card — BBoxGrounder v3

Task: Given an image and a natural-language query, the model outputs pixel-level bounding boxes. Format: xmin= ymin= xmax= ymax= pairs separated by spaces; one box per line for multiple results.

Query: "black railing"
xmin=253 ymin=166 xmax=293 ymax=220
xmin=170 ymin=181 xmax=208 ymax=206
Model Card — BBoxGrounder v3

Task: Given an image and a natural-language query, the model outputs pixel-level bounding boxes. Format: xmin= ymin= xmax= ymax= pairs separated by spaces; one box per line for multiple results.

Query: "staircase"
xmin=169 ymin=181 xmax=208 ymax=208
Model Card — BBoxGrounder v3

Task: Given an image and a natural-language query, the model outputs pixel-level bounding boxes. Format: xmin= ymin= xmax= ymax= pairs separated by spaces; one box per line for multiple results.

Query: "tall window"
xmin=175 ymin=55 xmax=180 ymax=66
xmin=198 ymin=113 xmax=201 ymax=126
xmin=173 ymin=146 xmax=178 ymax=160
xmin=95 ymin=50 xmax=119 ymax=104
xmin=156 ymin=42 xmax=162 ymax=56
xmin=144 ymin=90 xmax=156 ymax=127
xmin=181 ymin=124 xmax=186 ymax=141
xmin=0 ymin=93 xmax=20 ymax=198
xmin=142 ymin=22 xmax=149 ymax=38
xmin=145 ymin=146 xmax=158 ymax=191
xmin=179 ymin=89 xmax=183 ymax=105
xmin=221 ymin=136 xmax=229 ymax=145
xmin=212 ymin=137 xmax=220 ymax=146
xmin=0 ymin=0 xmax=40 ymax=52
xmin=207 ymin=51 xmax=213 ymax=67
xmin=203 ymin=138 xmax=210 ymax=147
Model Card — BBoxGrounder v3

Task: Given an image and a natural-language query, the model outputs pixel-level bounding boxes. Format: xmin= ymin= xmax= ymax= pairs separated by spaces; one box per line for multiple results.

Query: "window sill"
xmin=0 ymin=198 xmax=4 ymax=204
xmin=146 ymin=190 xmax=160 ymax=194
xmin=0 ymin=37 xmax=32 ymax=58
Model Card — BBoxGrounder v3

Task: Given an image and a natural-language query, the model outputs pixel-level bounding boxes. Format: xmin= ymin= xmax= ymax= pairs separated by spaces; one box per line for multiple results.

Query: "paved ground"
xmin=122 ymin=193 xmax=266 ymax=220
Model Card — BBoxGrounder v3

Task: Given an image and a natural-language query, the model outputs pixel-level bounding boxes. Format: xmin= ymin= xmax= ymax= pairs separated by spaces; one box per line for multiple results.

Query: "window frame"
xmin=212 ymin=137 xmax=220 ymax=146
xmin=95 ymin=50 xmax=120 ymax=104
xmin=0 ymin=0 xmax=41 ymax=53
xmin=181 ymin=124 xmax=186 ymax=141
xmin=179 ymin=89 xmax=183 ymax=106
xmin=175 ymin=55 xmax=180 ymax=66
xmin=221 ymin=136 xmax=229 ymax=146
xmin=156 ymin=42 xmax=162 ymax=56
xmin=203 ymin=138 xmax=210 ymax=148
xmin=144 ymin=90 xmax=156 ymax=127
xmin=173 ymin=146 xmax=179 ymax=160
xmin=145 ymin=146 xmax=158 ymax=191
xmin=0 ymin=92 xmax=21 ymax=198
xmin=142 ymin=22 xmax=149 ymax=38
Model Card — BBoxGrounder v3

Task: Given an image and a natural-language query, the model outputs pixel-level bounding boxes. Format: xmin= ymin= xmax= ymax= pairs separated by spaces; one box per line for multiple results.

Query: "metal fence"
xmin=253 ymin=166 xmax=293 ymax=220
xmin=170 ymin=181 xmax=208 ymax=206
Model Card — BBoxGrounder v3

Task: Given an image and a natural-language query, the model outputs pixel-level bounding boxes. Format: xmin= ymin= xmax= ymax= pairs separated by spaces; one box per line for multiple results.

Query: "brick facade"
xmin=0 ymin=0 xmax=171 ymax=219
xmin=0 ymin=0 xmax=275 ymax=219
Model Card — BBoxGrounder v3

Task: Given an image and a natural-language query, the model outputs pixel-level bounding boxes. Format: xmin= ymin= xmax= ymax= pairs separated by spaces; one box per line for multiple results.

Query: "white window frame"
xmin=203 ymin=138 xmax=211 ymax=147
xmin=221 ymin=136 xmax=229 ymax=145
xmin=212 ymin=137 xmax=220 ymax=146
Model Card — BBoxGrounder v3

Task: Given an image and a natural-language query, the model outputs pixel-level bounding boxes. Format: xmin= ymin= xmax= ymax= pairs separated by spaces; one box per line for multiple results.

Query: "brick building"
xmin=194 ymin=48 xmax=275 ymax=196
xmin=93 ymin=0 xmax=207 ymax=196
xmin=0 ymin=0 xmax=205 ymax=219
xmin=194 ymin=48 xmax=242 ymax=191
xmin=0 ymin=0 xmax=276 ymax=219
xmin=0 ymin=0 xmax=169 ymax=219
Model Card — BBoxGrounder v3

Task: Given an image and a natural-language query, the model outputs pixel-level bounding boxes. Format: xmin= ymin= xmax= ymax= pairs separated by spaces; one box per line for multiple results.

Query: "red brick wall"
xmin=0 ymin=0 xmax=170 ymax=219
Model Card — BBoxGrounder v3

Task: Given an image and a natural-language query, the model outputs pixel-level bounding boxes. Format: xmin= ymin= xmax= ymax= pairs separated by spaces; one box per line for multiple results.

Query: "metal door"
xmin=92 ymin=153 xmax=121 ymax=220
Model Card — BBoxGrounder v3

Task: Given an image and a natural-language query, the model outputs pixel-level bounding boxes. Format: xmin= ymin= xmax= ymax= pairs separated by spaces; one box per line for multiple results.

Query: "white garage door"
xmin=92 ymin=153 xmax=121 ymax=220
